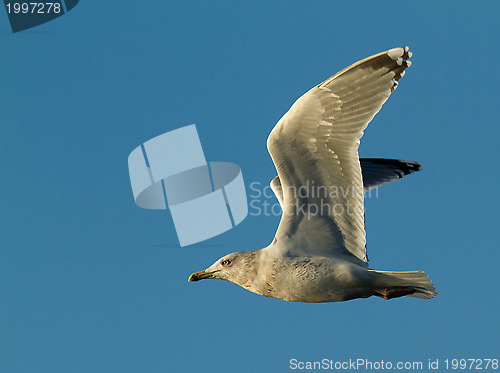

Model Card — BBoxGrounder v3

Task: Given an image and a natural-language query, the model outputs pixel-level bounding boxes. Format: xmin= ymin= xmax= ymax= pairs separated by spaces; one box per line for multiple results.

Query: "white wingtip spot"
xmin=396 ymin=57 xmax=403 ymax=66
xmin=391 ymin=80 xmax=398 ymax=92
xmin=387 ymin=47 xmax=404 ymax=61
xmin=391 ymin=80 xmax=399 ymax=92
xmin=389 ymin=46 xmax=412 ymax=61
xmin=405 ymin=60 xmax=412 ymax=67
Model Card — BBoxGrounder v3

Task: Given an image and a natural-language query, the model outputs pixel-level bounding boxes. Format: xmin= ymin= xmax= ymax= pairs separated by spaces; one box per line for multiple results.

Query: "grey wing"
xmin=266 ymin=47 xmax=412 ymax=263
xmin=269 ymin=158 xmax=421 ymax=204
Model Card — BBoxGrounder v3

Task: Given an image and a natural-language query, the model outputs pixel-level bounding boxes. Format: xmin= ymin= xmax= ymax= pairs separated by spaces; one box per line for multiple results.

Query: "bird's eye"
xmin=221 ymin=259 xmax=232 ymax=266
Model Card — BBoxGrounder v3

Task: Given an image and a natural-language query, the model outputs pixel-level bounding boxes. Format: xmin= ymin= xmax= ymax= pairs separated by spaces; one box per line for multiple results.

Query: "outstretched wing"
xmin=270 ymin=158 xmax=421 ymax=207
xmin=266 ymin=47 xmax=412 ymax=263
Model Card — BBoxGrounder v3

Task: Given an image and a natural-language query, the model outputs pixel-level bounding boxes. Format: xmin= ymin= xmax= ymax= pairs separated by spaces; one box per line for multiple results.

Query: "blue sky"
xmin=2 ymin=1 xmax=499 ymax=372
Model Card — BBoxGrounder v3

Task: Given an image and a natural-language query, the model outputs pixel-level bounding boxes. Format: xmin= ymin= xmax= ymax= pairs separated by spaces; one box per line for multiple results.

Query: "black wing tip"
xmin=397 ymin=160 xmax=422 ymax=174
xmin=400 ymin=160 xmax=422 ymax=174
xmin=360 ymin=158 xmax=422 ymax=176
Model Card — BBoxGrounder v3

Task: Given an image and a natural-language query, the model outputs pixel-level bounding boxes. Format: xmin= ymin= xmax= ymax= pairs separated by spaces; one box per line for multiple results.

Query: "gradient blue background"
xmin=2 ymin=2 xmax=499 ymax=372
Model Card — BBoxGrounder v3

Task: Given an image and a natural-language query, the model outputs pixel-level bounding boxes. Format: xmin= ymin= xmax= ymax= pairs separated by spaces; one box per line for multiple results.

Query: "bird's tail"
xmin=369 ymin=270 xmax=437 ymax=299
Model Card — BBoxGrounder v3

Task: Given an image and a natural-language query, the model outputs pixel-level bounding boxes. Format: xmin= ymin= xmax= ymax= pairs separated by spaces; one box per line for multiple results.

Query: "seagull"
xmin=189 ymin=47 xmax=436 ymax=302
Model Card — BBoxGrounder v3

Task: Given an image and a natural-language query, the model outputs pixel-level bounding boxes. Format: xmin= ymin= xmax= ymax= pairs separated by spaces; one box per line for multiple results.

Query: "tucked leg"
xmin=374 ymin=286 xmax=416 ymax=300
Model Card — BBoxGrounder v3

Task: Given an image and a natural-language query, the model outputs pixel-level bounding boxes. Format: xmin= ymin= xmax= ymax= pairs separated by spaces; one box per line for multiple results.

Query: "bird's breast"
xmin=249 ymin=256 xmax=371 ymax=302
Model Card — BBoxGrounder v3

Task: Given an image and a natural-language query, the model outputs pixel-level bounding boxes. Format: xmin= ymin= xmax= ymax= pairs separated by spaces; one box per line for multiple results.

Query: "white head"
xmin=188 ymin=251 xmax=258 ymax=288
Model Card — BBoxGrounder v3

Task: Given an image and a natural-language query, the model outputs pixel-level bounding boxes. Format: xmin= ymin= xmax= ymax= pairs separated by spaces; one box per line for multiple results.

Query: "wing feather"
xmin=266 ymin=47 xmax=412 ymax=263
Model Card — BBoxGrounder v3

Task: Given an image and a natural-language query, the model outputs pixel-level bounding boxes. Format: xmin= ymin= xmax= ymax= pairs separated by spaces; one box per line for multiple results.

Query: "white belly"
xmin=250 ymin=256 xmax=375 ymax=303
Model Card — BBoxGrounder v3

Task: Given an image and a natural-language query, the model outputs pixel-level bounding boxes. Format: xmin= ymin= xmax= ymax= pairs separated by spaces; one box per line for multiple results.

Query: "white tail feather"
xmin=369 ymin=270 xmax=437 ymax=299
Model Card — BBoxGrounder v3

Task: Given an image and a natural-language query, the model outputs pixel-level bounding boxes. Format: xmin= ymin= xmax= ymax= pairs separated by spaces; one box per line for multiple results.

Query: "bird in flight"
xmin=189 ymin=47 xmax=436 ymax=302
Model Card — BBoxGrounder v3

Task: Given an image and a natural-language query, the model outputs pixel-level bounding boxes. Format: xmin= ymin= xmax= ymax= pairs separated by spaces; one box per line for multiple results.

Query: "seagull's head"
xmin=188 ymin=251 xmax=258 ymax=287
